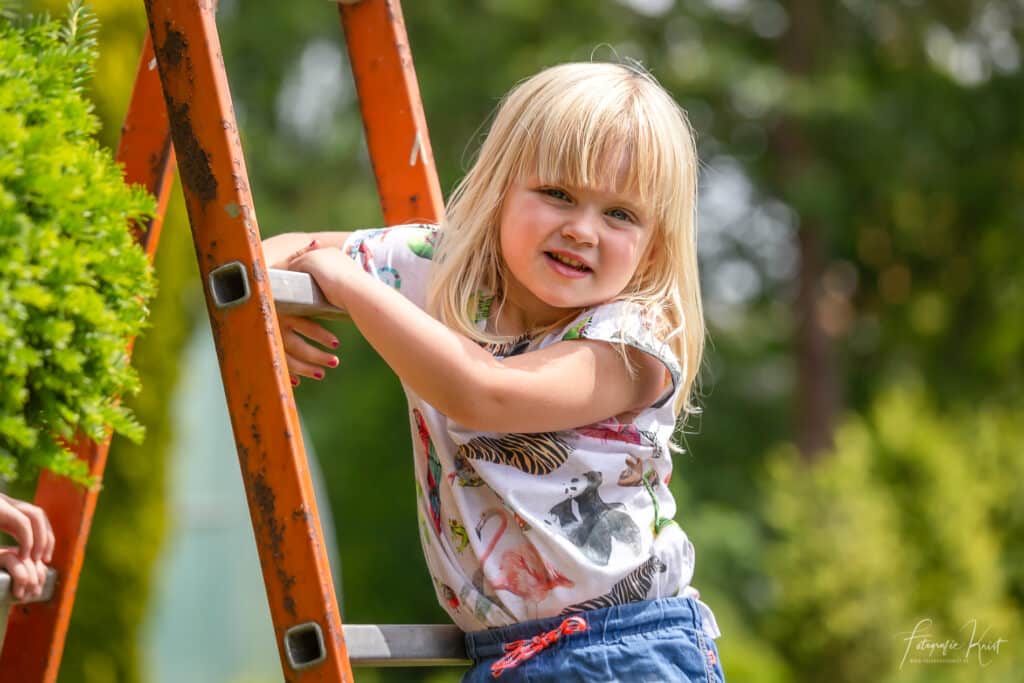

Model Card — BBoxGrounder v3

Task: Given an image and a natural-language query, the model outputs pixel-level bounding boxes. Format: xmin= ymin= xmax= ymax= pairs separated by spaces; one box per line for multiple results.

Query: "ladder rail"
xmin=338 ymin=0 xmax=444 ymax=226
xmin=143 ymin=1 xmax=362 ymax=679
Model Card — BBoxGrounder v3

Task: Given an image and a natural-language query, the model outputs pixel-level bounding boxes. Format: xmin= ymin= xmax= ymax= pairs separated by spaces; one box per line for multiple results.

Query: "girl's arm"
xmin=290 ymin=249 xmax=667 ymax=433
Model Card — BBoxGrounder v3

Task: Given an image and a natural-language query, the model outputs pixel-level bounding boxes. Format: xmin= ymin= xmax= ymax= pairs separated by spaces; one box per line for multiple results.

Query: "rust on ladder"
xmin=143 ymin=1 xmax=351 ymax=680
xmin=0 ymin=32 xmax=177 ymax=681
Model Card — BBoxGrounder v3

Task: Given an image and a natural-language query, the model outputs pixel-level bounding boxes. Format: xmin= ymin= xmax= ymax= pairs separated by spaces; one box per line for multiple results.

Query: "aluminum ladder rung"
xmin=270 ymin=269 xmax=347 ymax=319
xmin=344 ymin=624 xmax=469 ymax=667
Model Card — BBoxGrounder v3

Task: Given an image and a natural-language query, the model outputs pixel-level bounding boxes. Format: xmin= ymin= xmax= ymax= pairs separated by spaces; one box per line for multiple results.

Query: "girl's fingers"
xmin=279 ymin=318 xmax=339 ymax=380
xmin=287 ymin=357 xmax=327 ymax=382
xmin=34 ymin=559 xmax=47 ymax=598
xmin=0 ymin=550 xmax=30 ymax=601
xmin=0 ymin=500 xmax=33 ymax=561
xmin=281 ymin=332 xmax=338 ymax=371
xmin=285 ymin=316 xmax=339 ymax=350
xmin=15 ymin=501 xmax=50 ymax=563
xmin=269 ymin=239 xmax=320 ymax=269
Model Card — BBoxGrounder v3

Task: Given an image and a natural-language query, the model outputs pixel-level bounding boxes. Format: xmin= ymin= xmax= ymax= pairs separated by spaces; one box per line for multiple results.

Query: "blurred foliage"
xmin=0 ymin=2 xmax=155 ymax=485
xmin=761 ymin=386 xmax=1023 ymax=682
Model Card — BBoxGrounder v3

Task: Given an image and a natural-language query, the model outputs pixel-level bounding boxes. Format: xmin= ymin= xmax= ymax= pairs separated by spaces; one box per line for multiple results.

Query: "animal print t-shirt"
xmin=343 ymin=225 xmax=720 ymax=639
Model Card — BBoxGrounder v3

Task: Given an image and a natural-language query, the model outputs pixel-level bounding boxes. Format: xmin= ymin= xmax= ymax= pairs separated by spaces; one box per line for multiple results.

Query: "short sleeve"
xmin=342 ymin=224 xmax=439 ymax=310
xmin=561 ymin=301 xmax=682 ymax=410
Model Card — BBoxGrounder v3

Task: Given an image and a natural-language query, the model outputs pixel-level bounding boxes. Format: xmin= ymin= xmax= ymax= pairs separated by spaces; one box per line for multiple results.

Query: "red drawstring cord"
xmin=490 ymin=616 xmax=588 ymax=678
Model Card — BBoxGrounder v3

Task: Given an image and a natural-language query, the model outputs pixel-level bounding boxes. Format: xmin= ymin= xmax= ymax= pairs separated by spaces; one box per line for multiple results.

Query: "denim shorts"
xmin=462 ymin=596 xmax=725 ymax=683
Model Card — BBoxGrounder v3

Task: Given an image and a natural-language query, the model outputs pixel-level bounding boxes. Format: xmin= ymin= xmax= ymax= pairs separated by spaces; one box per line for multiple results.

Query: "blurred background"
xmin=22 ymin=0 xmax=1024 ymax=681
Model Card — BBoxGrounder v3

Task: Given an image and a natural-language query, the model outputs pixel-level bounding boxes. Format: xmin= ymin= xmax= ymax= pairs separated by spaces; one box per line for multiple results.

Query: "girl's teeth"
xmin=552 ymin=253 xmax=585 ymax=269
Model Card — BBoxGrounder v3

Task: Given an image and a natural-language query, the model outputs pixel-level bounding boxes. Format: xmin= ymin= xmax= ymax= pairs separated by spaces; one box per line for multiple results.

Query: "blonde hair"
xmin=427 ymin=62 xmax=704 ymax=419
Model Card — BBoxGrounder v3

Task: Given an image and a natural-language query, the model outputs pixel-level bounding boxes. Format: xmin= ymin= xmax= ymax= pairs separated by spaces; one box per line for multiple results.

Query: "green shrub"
xmin=0 ymin=2 xmax=155 ymax=485
xmin=762 ymin=387 xmax=1023 ymax=683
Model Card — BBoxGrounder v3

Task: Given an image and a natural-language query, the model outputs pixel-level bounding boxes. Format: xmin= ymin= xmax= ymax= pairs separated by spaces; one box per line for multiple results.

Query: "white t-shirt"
xmin=343 ymin=225 xmax=719 ymax=639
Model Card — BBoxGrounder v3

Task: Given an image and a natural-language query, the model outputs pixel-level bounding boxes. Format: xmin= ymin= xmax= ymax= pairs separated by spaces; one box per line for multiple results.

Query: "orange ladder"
xmin=1 ymin=1 xmax=466 ymax=679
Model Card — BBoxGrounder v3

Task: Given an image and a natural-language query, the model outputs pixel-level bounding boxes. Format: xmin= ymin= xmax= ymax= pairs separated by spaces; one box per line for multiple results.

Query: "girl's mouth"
xmin=545 ymin=251 xmax=591 ymax=273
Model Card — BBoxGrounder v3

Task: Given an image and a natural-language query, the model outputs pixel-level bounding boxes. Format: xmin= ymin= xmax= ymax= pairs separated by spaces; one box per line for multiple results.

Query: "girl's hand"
xmin=271 ymin=241 xmax=340 ymax=386
xmin=288 ymin=247 xmax=367 ymax=292
xmin=0 ymin=547 xmax=47 ymax=601
xmin=0 ymin=493 xmax=54 ymax=564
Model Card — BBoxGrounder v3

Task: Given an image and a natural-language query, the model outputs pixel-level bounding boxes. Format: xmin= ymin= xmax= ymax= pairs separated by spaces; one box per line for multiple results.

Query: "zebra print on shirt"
xmin=560 ymin=554 xmax=668 ymax=615
xmin=457 ymin=432 xmax=571 ymax=476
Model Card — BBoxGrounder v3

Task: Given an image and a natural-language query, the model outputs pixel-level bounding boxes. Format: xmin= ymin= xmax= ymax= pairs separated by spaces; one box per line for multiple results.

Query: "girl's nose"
xmin=561 ymin=211 xmax=599 ymax=246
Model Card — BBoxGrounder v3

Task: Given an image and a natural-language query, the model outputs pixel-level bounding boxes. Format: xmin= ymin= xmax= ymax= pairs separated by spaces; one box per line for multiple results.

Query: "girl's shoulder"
xmin=554 ymin=300 xmax=682 ymax=411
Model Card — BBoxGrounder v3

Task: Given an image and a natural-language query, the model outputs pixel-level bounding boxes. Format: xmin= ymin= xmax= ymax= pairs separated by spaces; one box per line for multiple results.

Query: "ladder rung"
xmin=0 ymin=568 xmax=58 ymax=605
xmin=343 ymin=624 xmax=469 ymax=667
xmin=269 ymin=268 xmax=347 ymax=320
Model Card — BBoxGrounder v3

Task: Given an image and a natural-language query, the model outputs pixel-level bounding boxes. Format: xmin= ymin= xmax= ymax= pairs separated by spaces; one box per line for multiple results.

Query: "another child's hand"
xmin=271 ymin=240 xmax=340 ymax=386
xmin=0 ymin=547 xmax=47 ymax=601
xmin=0 ymin=493 xmax=54 ymax=564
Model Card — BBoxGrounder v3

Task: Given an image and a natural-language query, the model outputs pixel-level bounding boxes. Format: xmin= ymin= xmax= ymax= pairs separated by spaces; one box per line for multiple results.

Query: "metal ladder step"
xmin=344 ymin=624 xmax=469 ymax=667
xmin=269 ymin=268 xmax=347 ymax=320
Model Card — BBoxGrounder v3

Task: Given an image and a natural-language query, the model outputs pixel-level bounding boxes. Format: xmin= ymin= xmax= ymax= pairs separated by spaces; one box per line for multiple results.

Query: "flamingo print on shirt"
xmin=475 ymin=507 xmax=574 ymax=609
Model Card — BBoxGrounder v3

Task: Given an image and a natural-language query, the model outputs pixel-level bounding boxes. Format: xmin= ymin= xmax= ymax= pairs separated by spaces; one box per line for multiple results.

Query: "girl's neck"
xmin=491 ymin=287 xmax=584 ymax=340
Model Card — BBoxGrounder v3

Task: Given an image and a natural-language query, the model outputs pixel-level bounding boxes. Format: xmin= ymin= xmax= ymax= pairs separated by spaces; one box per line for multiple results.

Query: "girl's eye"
xmin=541 ymin=187 xmax=571 ymax=202
xmin=607 ymin=207 xmax=636 ymax=223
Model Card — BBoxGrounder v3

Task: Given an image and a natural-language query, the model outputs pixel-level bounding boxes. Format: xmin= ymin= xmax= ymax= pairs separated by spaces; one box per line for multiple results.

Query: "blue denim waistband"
xmin=464 ymin=596 xmax=709 ymax=661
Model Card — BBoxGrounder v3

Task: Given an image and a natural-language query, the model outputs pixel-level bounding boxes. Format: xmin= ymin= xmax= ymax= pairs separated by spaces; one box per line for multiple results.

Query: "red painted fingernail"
xmin=290 ymin=376 xmax=299 ymax=386
xmin=309 ymin=239 xmax=319 ymax=248
xmin=314 ymin=371 xmax=324 ymax=380
xmin=330 ymin=339 xmax=339 ymax=348
xmin=328 ymin=357 xmax=339 ymax=368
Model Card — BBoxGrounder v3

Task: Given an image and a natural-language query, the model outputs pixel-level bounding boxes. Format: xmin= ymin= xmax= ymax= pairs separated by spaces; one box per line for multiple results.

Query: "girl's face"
xmin=497 ymin=176 xmax=654 ymax=332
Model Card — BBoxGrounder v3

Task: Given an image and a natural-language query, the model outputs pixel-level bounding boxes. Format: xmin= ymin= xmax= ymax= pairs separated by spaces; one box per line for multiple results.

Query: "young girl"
xmin=264 ymin=62 xmax=724 ymax=682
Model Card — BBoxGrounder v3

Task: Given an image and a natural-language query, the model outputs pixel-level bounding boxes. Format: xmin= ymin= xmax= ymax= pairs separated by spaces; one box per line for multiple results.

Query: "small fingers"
xmin=0 ymin=549 xmax=34 ymax=601
xmin=14 ymin=500 xmax=51 ymax=563
xmin=287 ymin=316 xmax=339 ymax=350
xmin=279 ymin=317 xmax=339 ymax=382
xmin=271 ymin=239 xmax=321 ymax=269
xmin=287 ymin=357 xmax=327 ymax=383
xmin=34 ymin=558 xmax=47 ymax=599
xmin=0 ymin=501 xmax=33 ymax=561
